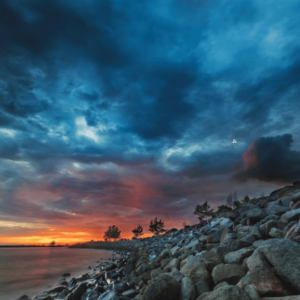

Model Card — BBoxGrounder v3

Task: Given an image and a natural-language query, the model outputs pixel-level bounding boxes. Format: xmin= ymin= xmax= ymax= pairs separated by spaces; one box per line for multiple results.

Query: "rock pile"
xmin=24 ymin=182 xmax=300 ymax=300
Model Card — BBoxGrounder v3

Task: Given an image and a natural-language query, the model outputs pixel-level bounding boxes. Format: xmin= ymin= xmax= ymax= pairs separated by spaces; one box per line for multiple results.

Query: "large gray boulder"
xmin=165 ymin=268 xmax=185 ymax=282
xmin=281 ymin=208 xmax=300 ymax=222
xmin=261 ymin=239 xmax=300 ymax=292
xmin=143 ymin=274 xmax=180 ymax=300
xmin=196 ymin=284 xmax=250 ymax=300
xmin=224 ymin=247 xmax=254 ymax=264
xmin=198 ymin=251 xmax=223 ymax=271
xmin=266 ymin=203 xmax=289 ymax=216
xmin=246 ymin=247 xmax=273 ymax=272
xmin=211 ymin=264 xmax=246 ymax=285
xmin=180 ymin=256 xmax=202 ymax=275
xmin=180 ymin=277 xmax=196 ymax=300
xmin=237 ymin=269 xmax=288 ymax=296
xmin=184 ymin=263 xmax=211 ymax=284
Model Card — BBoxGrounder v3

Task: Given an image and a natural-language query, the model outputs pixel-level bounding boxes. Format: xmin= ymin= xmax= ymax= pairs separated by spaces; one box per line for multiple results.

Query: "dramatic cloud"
xmin=0 ymin=0 xmax=300 ymax=243
xmin=233 ymin=134 xmax=300 ymax=184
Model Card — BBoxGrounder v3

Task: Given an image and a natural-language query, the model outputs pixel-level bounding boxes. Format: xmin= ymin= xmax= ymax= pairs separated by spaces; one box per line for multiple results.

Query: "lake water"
xmin=0 ymin=247 xmax=113 ymax=300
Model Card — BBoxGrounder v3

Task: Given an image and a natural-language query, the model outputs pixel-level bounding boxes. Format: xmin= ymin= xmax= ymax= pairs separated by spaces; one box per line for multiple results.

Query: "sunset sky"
xmin=1 ymin=0 xmax=300 ymax=244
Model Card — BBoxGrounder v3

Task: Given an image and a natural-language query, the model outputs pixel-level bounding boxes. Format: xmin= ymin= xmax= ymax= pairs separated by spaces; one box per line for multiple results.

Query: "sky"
xmin=0 ymin=0 xmax=300 ymax=244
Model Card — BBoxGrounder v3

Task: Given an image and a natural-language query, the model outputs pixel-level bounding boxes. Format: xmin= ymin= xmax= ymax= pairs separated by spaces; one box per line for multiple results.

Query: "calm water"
xmin=0 ymin=247 xmax=113 ymax=300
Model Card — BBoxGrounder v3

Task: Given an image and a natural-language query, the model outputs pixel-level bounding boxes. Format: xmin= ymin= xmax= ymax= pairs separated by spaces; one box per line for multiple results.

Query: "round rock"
xmin=143 ymin=274 xmax=180 ymax=300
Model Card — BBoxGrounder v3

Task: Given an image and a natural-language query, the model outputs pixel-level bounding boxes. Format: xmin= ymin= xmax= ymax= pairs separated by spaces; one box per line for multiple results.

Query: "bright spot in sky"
xmin=76 ymin=117 xmax=100 ymax=143
xmin=233 ymin=139 xmax=237 ymax=143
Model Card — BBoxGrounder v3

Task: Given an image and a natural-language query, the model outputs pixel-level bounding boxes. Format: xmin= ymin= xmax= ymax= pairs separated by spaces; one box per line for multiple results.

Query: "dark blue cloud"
xmin=0 ymin=0 xmax=300 ymax=235
xmin=233 ymin=134 xmax=300 ymax=183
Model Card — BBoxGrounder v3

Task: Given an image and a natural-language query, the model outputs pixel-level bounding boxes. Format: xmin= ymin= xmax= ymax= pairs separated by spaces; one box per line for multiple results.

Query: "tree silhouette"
xmin=50 ymin=241 xmax=56 ymax=247
xmin=149 ymin=217 xmax=166 ymax=235
xmin=194 ymin=201 xmax=214 ymax=224
xmin=103 ymin=225 xmax=121 ymax=241
xmin=132 ymin=224 xmax=144 ymax=238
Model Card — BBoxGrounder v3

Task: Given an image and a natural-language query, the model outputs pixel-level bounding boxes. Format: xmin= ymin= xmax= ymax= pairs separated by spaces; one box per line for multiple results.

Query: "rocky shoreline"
xmin=19 ymin=182 xmax=300 ymax=300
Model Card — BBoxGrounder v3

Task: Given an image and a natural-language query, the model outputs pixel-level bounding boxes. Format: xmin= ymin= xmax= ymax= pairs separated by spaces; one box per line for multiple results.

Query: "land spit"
xmin=18 ymin=181 xmax=300 ymax=300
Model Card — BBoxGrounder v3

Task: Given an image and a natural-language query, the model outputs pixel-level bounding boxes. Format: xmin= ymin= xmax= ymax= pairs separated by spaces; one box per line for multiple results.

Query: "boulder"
xmin=98 ymin=291 xmax=117 ymax=300
xmin=58 ymin=290 xmax=68 ymax=299
xmin=86 ymin=292 xmax=99 ymax=300
xmin=229 ymin=211 xmax=240 ymax=221
xmin=246 ymin=247 xmax=273 ymax=272
xmin=260 ymin=220 xmax=278 ymax=237
xmin=163 ymin=258 xmax=180 ymax=272
xmin=180 ymin=277 xmax=196 ymax=300
xmin=198 ymin=251 xmax=223 ymax=271
xmin=211 ymin=264 xmax=246 ymax=285
xmin=213 ymin=282 xmax=229 ymax=290
xmin=206 ymin=243 xmax=219 ymax=250
xmin=156 ymin=249 xmax=172 ymax=263
xmin=224 ymin=247 xmax=254 ymax=264
xmin=161 ymin=258 xmax=172 ymax=269
xmin=195 ymin=284 xmax=251 ymax=300
xmin=252 ymin=240 xmax=273 ymax=248
xmin=184 ymin=263 xmax=211 ymax=284
xmin=262 ymin=239 xmax=300 ymax=292
xmin=65 ymin=282 xmax=88 ymax=300
xmin=269 ymin=228 xmax=283 ymax=238
xmin=221 ymin=233 xmax=237 ymax=244
xmin=247 ymin=208 xmax=266 ymax=220
xmin=185 ymin=239 xmax=201 ymax=250
xmin=269 ymin=186 xmax=296 ymax=199
xmin=220 ymin=219 xmax=233 ymax=228
xmin=192 ymin=243 xmax=205 ymax=253
xmin=180 ymin=256 xmax=202 ymax=275
xmin=282 ymin=221 xmax=298 ymax=237
xmin=291 ymin=201 xmax=300 ymax=210
xmin=237 ymin=269 xmax=288 ymax=296
xmin=244 ymin=285 xmax=260 ymax=300
xmin=165 ymin=268 xmax=185 ymax=282
xmin=291 ymin=192 xmax=300 ymax=203
xmin=266 ymin=204 xmax=289 ymax=216
xmin=136 ymin=264 xmax=148 ymax=276
xmin=206 ymin=228 xmax=225 ymax=243
xmin=68 ymin=278 xmax=77 ymax=289
xmin=194 ymin=280 xmax=210 ymax=297
xmin=170 ymin=246 xmax=180 ymax=255
xmin=122 ymin=289 xmax=136 ymax=298
xmin=281 ymin=209 xmax=300 ymax=222
xmin=199 ymin=235 xmax=208 ymax=243
xmin=114 ymin=283 xmax=129 ymax=293
xmin=285 ymin=224 xmax=300 ymax=240
xmin=143 ymin=274 xmax=180 ymax=300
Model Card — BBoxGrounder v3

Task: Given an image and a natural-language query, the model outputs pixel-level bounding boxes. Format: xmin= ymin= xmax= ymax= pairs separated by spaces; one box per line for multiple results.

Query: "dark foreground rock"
xmin=143 ymin=274 xmax=180 ymax=300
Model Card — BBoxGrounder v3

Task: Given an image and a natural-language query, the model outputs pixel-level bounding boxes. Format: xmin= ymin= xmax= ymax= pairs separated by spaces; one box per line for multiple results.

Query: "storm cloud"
xmin=0 ymin=0 xmax=300 ymax=242
xmin=233 ymin=134 xmax=300 ymax=183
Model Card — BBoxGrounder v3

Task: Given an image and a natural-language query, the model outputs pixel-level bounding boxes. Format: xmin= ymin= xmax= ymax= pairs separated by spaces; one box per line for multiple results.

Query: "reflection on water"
xmin=0 ymin=247 xmax=112 ymax=300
